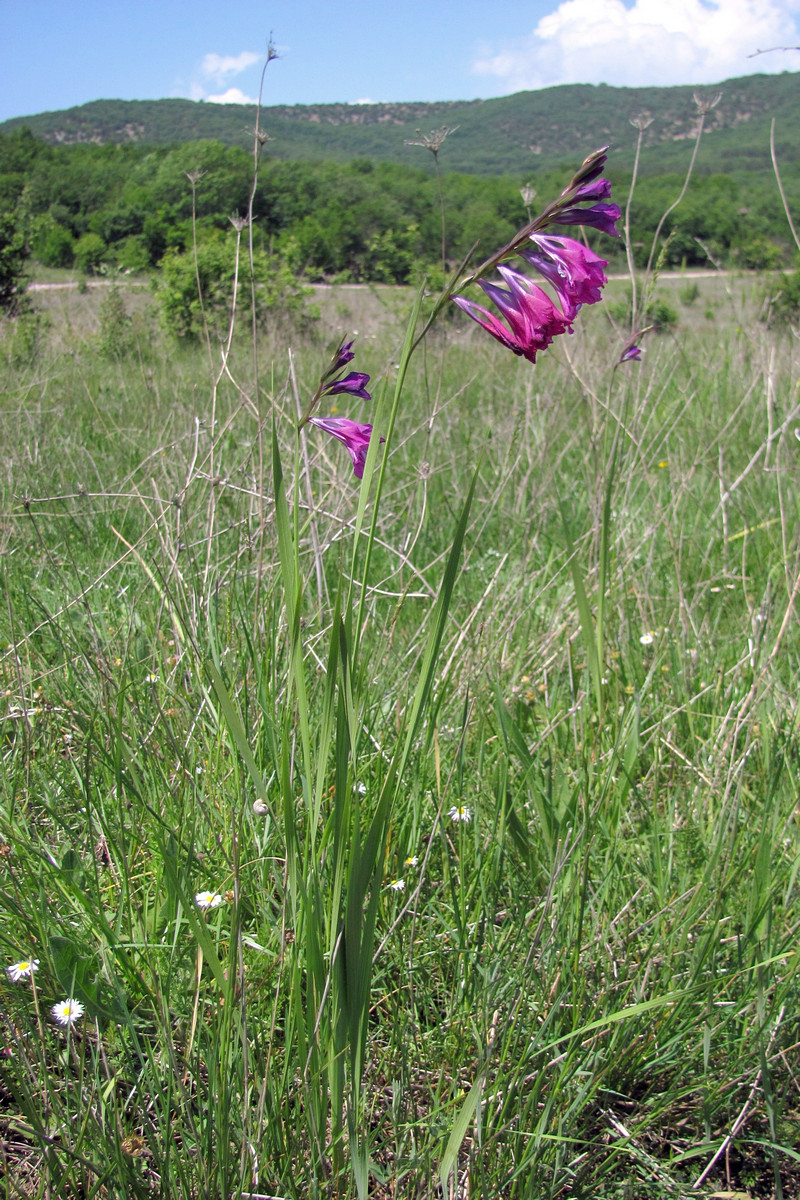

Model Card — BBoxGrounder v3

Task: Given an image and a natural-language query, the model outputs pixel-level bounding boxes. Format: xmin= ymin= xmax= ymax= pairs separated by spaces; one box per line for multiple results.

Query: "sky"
xmin=3 ymin=0 xmax=800 ymax=123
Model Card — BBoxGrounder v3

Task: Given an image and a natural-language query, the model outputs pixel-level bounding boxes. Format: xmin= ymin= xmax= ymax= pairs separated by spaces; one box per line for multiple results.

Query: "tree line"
xmin=0 ymin=126 xmax=797 ymax=320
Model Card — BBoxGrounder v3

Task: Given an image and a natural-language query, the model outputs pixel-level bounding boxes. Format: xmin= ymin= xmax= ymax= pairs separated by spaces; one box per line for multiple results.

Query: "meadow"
xmin=1 ymin=248 xmax=799 ymax=1200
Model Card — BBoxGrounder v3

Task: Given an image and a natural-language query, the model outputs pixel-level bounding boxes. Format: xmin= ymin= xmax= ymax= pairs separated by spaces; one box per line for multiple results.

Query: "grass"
xmin=1 ymin=264 xmax=799 ymax=1200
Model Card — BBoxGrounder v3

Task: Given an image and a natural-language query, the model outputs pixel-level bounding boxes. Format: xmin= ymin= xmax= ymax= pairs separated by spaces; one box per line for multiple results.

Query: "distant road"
xmin=28 ymin=279 xmax=150 ymax=291
xmin=28 ymin=269 xmax=735 ymax=294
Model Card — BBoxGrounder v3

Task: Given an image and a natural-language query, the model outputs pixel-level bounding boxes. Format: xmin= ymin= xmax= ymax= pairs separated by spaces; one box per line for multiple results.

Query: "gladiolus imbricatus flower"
xmin=308 ymin=416 xmax=384 ymax=479
xmin=518 ymin=235 xmax=608 ymax=321
xmin=452 ymin=265 xmax=571 ymax=364
xmin=451 ymin=148 xmax=621 ymax=364
xmin=331 ymin=339 xmax=355 ymax=371
xmin=321 ymin=371 xmax=371 ymax=401
xmin=554 ymin=201 xmax=621 ymax=238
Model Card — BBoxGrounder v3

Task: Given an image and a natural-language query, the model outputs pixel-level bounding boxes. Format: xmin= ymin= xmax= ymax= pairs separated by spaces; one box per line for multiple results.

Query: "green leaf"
xmin=439 ymin=1073 xmax=485 ymax=1196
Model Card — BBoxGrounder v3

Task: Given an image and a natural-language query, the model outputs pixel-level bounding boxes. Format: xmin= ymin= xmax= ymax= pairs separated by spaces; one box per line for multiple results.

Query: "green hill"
xmin=2 ymin=71 xmax=799 ymax=178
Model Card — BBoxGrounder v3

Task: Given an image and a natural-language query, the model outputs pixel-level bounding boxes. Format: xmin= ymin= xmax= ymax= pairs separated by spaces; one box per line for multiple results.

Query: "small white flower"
xmin=356 ymin=782 xmax=367 ymax=795
xmin=404 ymin=855 xmax=419 ymax=868
xmin=7 ymin=958 xmax=39 ymax=983
xmin=448 ymin=805 xmax=472 ymax=824
xmin=639 ymin=632 xmax=655 ymax=646
xmin=145 ymin=673 xmax=159 ymax=683
xmin=52 ymin=999 xmax=84 ymax=1026
xmin=386 ymin=878 xmax=405 ymax=892
xmin=195 ymin=890 xmax=223 ymax=910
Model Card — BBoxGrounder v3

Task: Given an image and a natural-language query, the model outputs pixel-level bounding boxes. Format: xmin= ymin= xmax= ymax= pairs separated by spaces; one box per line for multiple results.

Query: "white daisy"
xmin=639 ymin=632 xmax=655 ymax=646
xmin=404 ymin=855 xmax=419 ymax=868
xmin=7 ymin=958 xmax=39 ymax=983
xmin=449 ymin=805 xmax=472 ymax=823
xmin=52 ymin=999 xmax=84 ymax=1026
xmin=195 ymin=890 xmax=223 ymax=910
xmin=386 ymin=878 xmax=405 ymax=892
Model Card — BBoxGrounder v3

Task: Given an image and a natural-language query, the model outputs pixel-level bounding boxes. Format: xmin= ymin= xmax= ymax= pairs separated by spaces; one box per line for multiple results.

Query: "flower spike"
xmin=451 ymin=146 xmax=620 ymax=362
xmin=299 ymin=337 xmax=371 ymax=428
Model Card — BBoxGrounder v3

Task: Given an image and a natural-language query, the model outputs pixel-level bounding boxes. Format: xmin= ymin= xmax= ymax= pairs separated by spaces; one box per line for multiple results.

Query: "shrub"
xmin=607 ymin=286 xmax=679 ymax=333
xmin=158 ymin=234 xmax=313 ymax=340
xmin=646 ymin=294 xmax=679 ymax=332
xmin=764 ymin=268 xmax=800 ymax=326
xmin=737 ymin=236 xmax=784 ymax=272
xmin=97 ymin=284 xmax=135 ymax=358
xmin=1 ymin=308 xmax=48 ymax=365
xmin=114 ymin=235 xmax=151 ymax=274
xmin=74 ymin=232 xmax=107 ymax=275
xmin=36 ymin=221 xmax=75 ymax=268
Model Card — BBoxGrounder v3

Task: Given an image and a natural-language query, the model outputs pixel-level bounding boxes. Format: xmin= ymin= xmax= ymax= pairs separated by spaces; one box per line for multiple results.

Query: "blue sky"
xmin=4 ymin=0 xmax=800 ymax=122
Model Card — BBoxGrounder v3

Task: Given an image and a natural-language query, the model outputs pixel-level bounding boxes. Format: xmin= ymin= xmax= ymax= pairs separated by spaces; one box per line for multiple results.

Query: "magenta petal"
xmin=520 ymin=234 xmax=608 ymax=316
xmin=452 ymin=294 xmax=529 ymax=357
xmin=453 ymin=267 xmax=570 ymax=364
xmin=308 ymin=415 xmax=383 ymax=479
xmin=554 ymin=202 xmax=621 ymax=238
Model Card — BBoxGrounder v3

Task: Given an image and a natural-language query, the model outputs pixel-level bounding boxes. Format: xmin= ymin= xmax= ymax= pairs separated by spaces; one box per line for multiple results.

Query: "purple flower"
xmin=554 ymin=201 xmax=621 ymax=238
xmin=308 ymin=416 xmax=383 ymax=479
xmin=330 ymin=339 xmax=355 ymax=372
xmin=619 ymin=344 xmax=643 ymax=363
xmin=574 ymin=178 xmax=612 ymax=202
xmin=321 ymin=371 xmax=371 ymax=402
xmin=452 ymin=265 xmax=571 ymax=364
xmin=518 ymin=234 xmax=608 ymax=320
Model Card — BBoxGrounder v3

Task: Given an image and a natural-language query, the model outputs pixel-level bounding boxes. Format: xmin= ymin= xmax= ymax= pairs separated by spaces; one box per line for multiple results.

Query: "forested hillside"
xmin=1 ymin=69 xmax=798 ymax=300
xmin=2 ymin=71 xmax=799 ymax=178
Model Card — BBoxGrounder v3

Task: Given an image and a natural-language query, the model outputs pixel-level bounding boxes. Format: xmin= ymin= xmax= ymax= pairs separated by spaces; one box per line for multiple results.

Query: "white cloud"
xmin=200 ymin=51 xmax=260 ymax=84
xmin=188 ymin=49 xmax=260 ymax=104
xmin=205 ymin=87 xmax=257 ymax=106
xmin=472 ymin=0 xmax=800 ymax=91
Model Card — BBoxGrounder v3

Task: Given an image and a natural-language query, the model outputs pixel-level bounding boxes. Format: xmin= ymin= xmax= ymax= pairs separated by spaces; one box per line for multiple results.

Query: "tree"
xmin=0 ymin=212 xmax=29 ymax=315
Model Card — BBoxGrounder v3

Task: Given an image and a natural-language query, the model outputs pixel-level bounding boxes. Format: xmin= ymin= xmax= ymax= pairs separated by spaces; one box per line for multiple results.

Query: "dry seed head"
xmin=630 ymin=113 xmax=654 ymax=131
xmin=520 ymin=184 xmax=537 ymax=207
xmin=694 ymin=90 xmax=722 ymax=114
xmin=248 ymin=126 xmax=273 ymax=146
xmin=405 ymin=125 xmax=459 ymax=154
xmin=185 ymin=170 xmax=207 ymax=186
xmin=229 ymin=214 xmax=249 ymax=232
